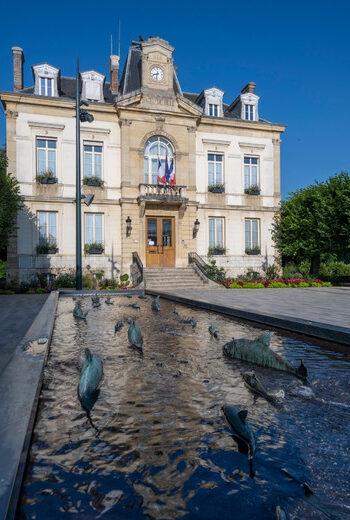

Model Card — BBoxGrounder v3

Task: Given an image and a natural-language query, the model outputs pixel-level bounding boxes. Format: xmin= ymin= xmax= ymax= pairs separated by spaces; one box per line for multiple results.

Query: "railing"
xmin=131 ymin=251 xmax=143 ymax=287
xmin=188 ymin=252 xmax=210 ymax=279
xmin=138 ymin=184 xmax=188 ymax=203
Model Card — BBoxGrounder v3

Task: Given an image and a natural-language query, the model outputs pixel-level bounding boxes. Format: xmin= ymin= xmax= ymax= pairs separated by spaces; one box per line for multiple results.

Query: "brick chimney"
xmin=241 ymin=82 xmax=256 ymax=94
xmin=109 ymin=55 xmax=120 ymax=94
xmin=12 ymin=46 xmax=24 ymax=91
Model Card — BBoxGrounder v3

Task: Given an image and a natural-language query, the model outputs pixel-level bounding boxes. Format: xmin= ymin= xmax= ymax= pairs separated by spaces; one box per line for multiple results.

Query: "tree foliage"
xmin=0 ymin=151 xmax=22 ymax=251
xmin=272 ymin=172 xmax=350 ymax=275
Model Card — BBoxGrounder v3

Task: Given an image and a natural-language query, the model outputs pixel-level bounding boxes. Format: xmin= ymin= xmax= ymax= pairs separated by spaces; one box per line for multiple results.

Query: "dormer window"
xmin=81 ymin=71 xmax=105 ymax=103
xmin=208 ymin=103 xmax=219 ymax=117
xmin=201 ymin=87 xmax=224 ymax=117
xmin=32 ymin=64 xmax=60 ymax=97
xmin=245 ymin=104 xmax=255 ymax=121
xmin=40 ymin=77 xmax=53 ymax=96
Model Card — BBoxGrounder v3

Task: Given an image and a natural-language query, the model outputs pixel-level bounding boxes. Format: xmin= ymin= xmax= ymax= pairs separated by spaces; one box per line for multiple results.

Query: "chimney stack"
xmin=109 ymin=55 xmax=120 ymax=94
xmin=12 ymin=46 xmax=24 ymax=91
xmin=241 ymin=82 xmax=256 ymax=95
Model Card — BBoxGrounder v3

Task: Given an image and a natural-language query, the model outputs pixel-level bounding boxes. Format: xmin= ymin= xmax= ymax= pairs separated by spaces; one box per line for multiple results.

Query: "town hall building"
xmin=1 ymin=36 xmax=286 ymax=287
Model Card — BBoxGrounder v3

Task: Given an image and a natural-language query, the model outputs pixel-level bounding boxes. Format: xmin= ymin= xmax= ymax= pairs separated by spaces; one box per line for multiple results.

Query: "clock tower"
xmin=141 ymin=37 xmax=175 ymax=92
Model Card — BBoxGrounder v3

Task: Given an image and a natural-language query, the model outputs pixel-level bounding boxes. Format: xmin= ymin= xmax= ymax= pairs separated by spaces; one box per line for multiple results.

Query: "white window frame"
xmin=208 ymin=153 xmax=224 ymax=187
xmin=144 ymin=136 xmax=174 ymax=185
xmin=244 ymin=104 xmax=255 ymax=121
xmin=37 ymin=211 xmax=57 ymax=246
xmin=244 ymin=156 xmax=259 ymax=189
xmin=36 ymin=137 xmax=57 ymax=177
xmin=208 ymin=103 xmax=219 ymax=117
xmin=39 ymin=77 xmax=54 ymax=96
xmin=83 ymin=141 xmax=103 ymax=179
xmin=245 ymin=218 xmax=260 ymax=251
xmin=84 ymin=213 xmax=103 ymax=246
xmin=208 ymin=217 xmax=225 ymax=250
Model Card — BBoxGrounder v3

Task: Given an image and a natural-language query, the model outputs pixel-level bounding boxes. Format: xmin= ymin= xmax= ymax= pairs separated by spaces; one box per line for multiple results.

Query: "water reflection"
xmin=17 ymin=295 xmax=350 ymax=519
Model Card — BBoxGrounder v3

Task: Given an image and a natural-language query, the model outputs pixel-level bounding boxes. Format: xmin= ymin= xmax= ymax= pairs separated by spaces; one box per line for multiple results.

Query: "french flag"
xmin=169 ymin=158 xmax=175 ymax=187
xmin=157 ymin=157 xmax=166 ymax=184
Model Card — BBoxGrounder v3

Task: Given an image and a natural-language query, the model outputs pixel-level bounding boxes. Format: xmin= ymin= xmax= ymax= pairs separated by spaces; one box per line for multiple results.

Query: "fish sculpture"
xmin=91 ymin=294 xmax=101 ymax=307
xmin=78 ymin=348 xmax=103 ymax=411
xmin=223 ymin=332 xmax=308 ymax=381
xmin=105 ymin=296 xmax=114 ymax=305
xmin=173 ymin=308 xmax=179 ymax=315
xmin=138 ymin=295 xmax=148 ymax=300
xmin=129 ymin=303 xmax=140 ymax=309
xmin=209 ymin=324 xmax=219 ymax=338
xmin=222 ymin=404 xmax=256 ymax=477
xmin=182 ymin=316 xmax=192 ymax=323
xmin=241 ymin=372 xmax=285 ymax=403
xmin=276 ymin=506 xmax=288 ymax=520
xmin=190 ymin=318 xmax=197 ymax=329
xmin=128 ymin=320 xmax=143 ymax=350
xmin=151 ymin=295 xmax=161 ymax=312
xmin=73 ymin=301 xmax=88 ymax=320
xmin=114 ymin=320 xmax=124 ymax=332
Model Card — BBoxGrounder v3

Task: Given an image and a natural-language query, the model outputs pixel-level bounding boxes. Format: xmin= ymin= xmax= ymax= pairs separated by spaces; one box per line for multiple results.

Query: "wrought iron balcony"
xmin=138 ymin=184 xmax=188 ymax=204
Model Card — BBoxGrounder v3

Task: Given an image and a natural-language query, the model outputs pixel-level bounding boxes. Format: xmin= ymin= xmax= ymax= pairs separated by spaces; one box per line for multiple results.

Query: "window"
xmin=85 ymin=213 xmax=103 ymax=245
xmin=38 ymin=212 xmax=57 ymax=246
xmin=144 ymin=136 xmax=174 ymax=185
xmin=244 ymin=157 xmax=259 ymax=189
xmin=39 ymin=77 xmax=53 ymax=96
xmin=208 ymin=103 xmax=219 ymax=116
xmin=209 ymin=217 xmax=224 ymax=251
xmin=245 ymin=104 xmax=254 ymax=121
xmin=84 ymin=142 xmax=103 ymax=179
xmin=245 ymin=219 xmax=260 ymax=251
xmin=36 ymin=138 xmax=57 ymax=177
xmin=208 ymin=154 xmax=223 ymax=186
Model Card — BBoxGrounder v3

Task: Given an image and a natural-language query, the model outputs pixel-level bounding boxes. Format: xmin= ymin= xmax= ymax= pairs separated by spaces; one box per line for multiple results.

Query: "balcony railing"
xmin=138 ymin=184 xmax=188 ymax=204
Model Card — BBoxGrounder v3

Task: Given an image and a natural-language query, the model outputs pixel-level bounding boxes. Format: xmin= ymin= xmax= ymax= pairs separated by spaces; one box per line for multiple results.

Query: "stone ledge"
xmin=0 ymin=291 xmax=58 ymax=520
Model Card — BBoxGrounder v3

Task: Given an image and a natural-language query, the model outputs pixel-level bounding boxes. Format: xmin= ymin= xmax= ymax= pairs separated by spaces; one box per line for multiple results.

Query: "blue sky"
xmin=0 ymin=0 xmax=349 ymax=197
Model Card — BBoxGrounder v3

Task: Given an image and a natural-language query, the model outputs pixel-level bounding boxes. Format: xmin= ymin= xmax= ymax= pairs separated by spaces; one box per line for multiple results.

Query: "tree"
xmin=272 ymin=172 xmax=350 ymax=276
xmin=0 ymin=151 xmax=22 ymax=255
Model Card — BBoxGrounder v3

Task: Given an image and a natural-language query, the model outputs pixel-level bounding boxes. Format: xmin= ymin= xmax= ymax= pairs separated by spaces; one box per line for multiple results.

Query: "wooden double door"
xmin=146 ymin=216 xmax=175 ymax=267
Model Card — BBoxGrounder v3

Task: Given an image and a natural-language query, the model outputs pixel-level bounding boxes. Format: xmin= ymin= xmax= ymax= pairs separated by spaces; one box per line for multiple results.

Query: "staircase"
xmin=143 ymin=266 xmax=218 ymax=291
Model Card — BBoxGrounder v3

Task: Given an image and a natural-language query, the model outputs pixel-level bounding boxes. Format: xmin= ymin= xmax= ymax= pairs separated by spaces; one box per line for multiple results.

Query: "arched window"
xmin=144 ymin=136 xmax=174 ymax=184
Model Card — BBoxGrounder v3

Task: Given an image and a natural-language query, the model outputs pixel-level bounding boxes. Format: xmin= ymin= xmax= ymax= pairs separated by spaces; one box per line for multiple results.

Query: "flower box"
xmin=208 ymin=247 xmax=226 ymax=256
xmin=83 ymin=177 xmax=104 ymax=187
xmin=39 ymin=177 xmax=58 ymax=184
xmin=245 ymin=248 xmax=261 ymax=255
xmin=84 ymin=243 xmax=104 ymax=254
xmin=208 ymin=185 xmax=225 ymax=194
xmin=36 ymin=244 xmax=58 ymax=255
xmin=244 ymin=186 xmax=260 ymax=195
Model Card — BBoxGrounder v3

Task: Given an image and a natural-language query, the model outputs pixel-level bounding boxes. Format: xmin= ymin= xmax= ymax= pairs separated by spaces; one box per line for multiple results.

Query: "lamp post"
xmin=76 ymin=57 xmax=94 ymax=290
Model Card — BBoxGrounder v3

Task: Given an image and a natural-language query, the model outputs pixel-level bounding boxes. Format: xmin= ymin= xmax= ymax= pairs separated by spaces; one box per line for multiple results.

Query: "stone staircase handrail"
xmin=131 ymin=252 xmax=144 ymax=287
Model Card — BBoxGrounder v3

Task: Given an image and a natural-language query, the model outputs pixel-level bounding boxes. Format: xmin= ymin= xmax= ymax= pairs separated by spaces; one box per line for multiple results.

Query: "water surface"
xmin=17 ymin=295 xmax=350 ymax=519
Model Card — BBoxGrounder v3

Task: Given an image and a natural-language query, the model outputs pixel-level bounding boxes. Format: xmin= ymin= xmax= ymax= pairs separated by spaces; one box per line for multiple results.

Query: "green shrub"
xmin=263 ymin=263 xmax=280 ymax=280
xmin=242 ymin=282 xmax=264 ymax=288
xmin=321 ymin=281 xmax=332 ymax=287
xmin=35 ymin=288 xmax=48 ymax=293
xmin=26 ymin=290 xmax=36 ymax=294
xmin=319 ymin=261 xmax=350 ymax=282
xmin=0 ymin=289 xmax=15 ymax=295
xmin=310 ymin=281 xmax=322 ymax=287
xmin=298 ymin=282 xmax=309 ymax=287
xmin=229 ymin=282 xmax=242 ymax=289
xmin=0 ymin=261 xmax=7 ymax=279
xmin=82 ymin=273 xmax=94 ymax=289
xmin=53 ymin=271 xmax=76 ymax=289
xmin=267 ymin=282 xmax=287 ymax=288
xmin=206 ymin=259 xmax=226 ymax=282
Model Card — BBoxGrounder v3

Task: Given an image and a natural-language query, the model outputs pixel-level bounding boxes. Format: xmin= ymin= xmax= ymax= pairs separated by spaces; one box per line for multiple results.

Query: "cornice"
xmin=0 ymin=92 xmax=116 ymax=113
xmin=199 ymin=117 xmax=286 ymax=133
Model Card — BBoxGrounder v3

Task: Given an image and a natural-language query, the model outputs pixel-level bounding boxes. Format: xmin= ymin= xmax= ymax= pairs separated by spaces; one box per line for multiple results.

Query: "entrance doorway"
xmin=146 ymin=216 xmax=175 ymax=267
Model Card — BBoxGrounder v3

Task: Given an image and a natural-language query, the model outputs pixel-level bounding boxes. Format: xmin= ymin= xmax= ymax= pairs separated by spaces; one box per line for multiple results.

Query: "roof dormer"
xmin=32 ymin=63 xmax=60 ymax=97
xmin=240 ymin=82 xmax=259 ymax=121
xmin=81 ymin=70 xmax=105 ymax=103
xmin=198 ymin=87 xmax=224 ymax=117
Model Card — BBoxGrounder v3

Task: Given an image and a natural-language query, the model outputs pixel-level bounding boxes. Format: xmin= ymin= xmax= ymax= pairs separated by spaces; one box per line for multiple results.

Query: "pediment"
xmin=32 ymin=63 xmax=60 ymax=78
xmin=117 ymin=90 xmax=202 ymax=117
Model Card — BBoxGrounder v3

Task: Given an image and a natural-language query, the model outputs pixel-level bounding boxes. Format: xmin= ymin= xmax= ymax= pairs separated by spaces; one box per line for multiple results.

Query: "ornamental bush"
xmin=242 ymin=282 xmax=264 ymax=288
xmin=298 ymin=282 xmax=309 ymax=287
xmin=229 ymin=282 xmax=242 ymax=288
xmin=267 ymin=282 xmax=287 ymax=288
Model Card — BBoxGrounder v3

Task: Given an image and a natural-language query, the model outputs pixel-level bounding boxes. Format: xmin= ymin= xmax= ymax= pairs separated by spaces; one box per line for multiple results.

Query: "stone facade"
xmin=1 ymin=37 xmax=285 ymax=283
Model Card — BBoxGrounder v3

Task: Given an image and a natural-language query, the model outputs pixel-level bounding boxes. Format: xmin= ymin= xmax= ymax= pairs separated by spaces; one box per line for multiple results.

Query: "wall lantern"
xmin=126 ymin=216 xmax=132 ymax=237
xmin=193 ymin=218 xmax=200 ymax=238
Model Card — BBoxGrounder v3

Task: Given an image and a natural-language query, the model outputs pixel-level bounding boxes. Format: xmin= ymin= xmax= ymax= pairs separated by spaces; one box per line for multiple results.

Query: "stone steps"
xmin=143 ymin=267 xmax=210 ymax=290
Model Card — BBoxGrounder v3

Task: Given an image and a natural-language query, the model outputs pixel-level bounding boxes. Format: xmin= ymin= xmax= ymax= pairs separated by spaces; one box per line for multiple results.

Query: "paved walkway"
xmin=147 ymin=287 xmax=350 ymax=345
xmin=0 ymin=294 xmax=48 ymax=374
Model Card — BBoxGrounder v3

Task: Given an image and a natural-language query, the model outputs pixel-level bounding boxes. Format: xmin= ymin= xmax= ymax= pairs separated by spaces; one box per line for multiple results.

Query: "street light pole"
xmin=76 ymin=57 xmax=82 ymax=290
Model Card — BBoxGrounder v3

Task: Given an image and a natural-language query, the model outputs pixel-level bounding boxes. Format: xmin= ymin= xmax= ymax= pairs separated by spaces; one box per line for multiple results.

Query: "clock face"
xmin=150 ymin=66 xmax=164 ymax=82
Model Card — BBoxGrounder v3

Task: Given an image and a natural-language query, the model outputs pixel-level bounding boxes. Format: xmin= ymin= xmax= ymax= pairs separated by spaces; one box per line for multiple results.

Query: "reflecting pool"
xmin=17 ymin=295 xmax=350 ymax=519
